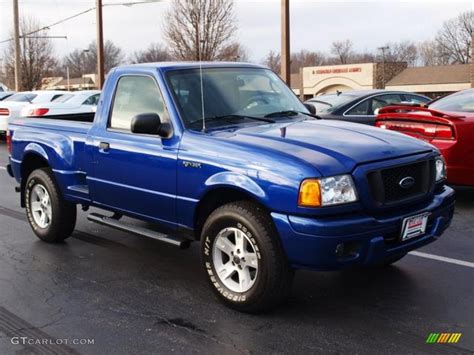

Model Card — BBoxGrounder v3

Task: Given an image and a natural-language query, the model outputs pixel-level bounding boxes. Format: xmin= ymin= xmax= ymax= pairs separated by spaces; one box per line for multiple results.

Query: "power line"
xmin=0 ymin=0 xmax=162 ymax=44
xmin=0 ymin=6 xmax=94 ymax=44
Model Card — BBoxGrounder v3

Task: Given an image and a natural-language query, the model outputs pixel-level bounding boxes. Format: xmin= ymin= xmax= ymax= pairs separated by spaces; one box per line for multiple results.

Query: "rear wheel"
xmin=201 ymin=201 xmax=294 ymax=313
xmin=25 ymin=168 xmax=76 ymax=243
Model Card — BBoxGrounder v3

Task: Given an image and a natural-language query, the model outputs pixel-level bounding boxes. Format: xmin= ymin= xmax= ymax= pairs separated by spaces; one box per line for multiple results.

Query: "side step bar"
xmin=87 ymin=213 xmax=192 ymax=249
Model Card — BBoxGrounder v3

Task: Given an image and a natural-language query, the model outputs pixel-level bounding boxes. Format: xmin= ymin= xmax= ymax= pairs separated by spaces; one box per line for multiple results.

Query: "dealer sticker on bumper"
xmin=401 ymin=213 xmax=430 ymax=241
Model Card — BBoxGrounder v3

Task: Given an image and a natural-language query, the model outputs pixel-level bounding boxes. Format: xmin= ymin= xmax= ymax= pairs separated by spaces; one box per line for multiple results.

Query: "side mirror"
xmin=304 ymin=103 xmax=316 ymax=115
xmin=130 ymin=113 xmax=172 ymax=138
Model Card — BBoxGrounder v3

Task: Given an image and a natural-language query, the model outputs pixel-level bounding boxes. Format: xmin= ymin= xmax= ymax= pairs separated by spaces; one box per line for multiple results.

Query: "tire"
xmin=25 ymin=168 xmax=77 ymax=243
xmin=201 ymin=201 xmax=294 ymax=313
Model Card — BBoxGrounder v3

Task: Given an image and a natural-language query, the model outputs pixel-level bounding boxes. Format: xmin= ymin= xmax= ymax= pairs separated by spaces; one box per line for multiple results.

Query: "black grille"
xmin=368 ymin=160 xmax=435 ymax=206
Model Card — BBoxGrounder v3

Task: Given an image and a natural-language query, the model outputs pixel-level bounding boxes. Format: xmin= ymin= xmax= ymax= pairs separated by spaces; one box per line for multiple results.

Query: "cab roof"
xmin=114 ymin=62 xmax=269 ymax=72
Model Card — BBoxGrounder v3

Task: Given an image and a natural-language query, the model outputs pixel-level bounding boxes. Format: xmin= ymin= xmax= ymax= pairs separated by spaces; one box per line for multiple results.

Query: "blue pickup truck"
xmin=6 ymin=63 xmax=455 ymax=312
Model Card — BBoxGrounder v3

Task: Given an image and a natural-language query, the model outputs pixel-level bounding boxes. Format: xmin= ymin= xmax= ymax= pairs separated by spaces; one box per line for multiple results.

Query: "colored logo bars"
xmin=426 ymin=333 xmax=462 ymax=344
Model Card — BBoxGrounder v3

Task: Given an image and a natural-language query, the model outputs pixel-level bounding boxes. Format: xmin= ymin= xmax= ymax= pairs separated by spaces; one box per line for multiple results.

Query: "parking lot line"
xmin=409 ymin=251 xmax=474 ymax=268
xmin=0 ymin=166 xmax=5 ymax=170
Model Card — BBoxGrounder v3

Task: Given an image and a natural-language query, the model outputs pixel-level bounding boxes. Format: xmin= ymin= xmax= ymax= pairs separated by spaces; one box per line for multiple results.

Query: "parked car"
xmin=305 ymin=90 xmax=430 ymax=125
xmin=0 ymin=92 xmax=15 ymax=101
xmin=6 ymin=63 xmax=454 ymax=312
xmin=0 ymin=91 xmax=66 ymax=136
xmin=20 ymin=90 xmax=101 ymax=118
xmin=376 ymin=89 xmax=474 ymax=186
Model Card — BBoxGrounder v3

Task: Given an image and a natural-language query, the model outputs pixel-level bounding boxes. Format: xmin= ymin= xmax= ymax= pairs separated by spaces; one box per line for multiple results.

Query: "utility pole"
xmin=96 ymin=0 xmax=105 ymax=89
xmin=13 ymin=0 xmax=21 ymax=91
xmin=82 ymin=49 xmax=90 ymax=89
xmin=378 ymin=46 xmax=389 ymax=89
xmin=66 ymin=66 xmax=70 ymax=91
xmin=281 ymin=0 xmax=290 ymax=86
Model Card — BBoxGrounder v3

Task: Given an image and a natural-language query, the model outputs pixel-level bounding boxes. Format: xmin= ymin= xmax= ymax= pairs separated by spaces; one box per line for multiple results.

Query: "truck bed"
xmin=10 ymin=115 xmax=93 ymax=134
xmin=9 ymin=117 xmax=93 ymax=204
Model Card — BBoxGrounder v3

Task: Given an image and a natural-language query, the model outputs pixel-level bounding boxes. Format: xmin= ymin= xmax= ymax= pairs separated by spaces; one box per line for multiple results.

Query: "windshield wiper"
xmin=264 ymin=110 xmax=321 ymax=119
xmin=189 ymin=114 xmax=275 ymax=129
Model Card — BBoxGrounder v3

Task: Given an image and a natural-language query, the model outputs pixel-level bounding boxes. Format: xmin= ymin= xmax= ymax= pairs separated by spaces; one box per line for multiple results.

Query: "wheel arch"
xmin=20 ymin=152 xmax=50 ymax=208
xmin=193 ymin=184 xmax=270 ymax=240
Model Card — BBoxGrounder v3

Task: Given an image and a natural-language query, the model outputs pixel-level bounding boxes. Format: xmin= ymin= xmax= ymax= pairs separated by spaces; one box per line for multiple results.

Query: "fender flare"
xmin=203 ymin=171 xmax=268 ymax=202
xmin=22 ymin=143 xmax=49 ymax=163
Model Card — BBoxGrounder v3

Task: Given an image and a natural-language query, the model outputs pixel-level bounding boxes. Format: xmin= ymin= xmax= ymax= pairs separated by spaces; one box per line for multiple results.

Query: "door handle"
xmin=98 ymin=142 xmax=110 ymax=152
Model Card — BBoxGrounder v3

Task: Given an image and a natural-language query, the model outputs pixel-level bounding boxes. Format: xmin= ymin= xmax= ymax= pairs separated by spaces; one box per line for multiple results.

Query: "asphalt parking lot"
xmin=0 ymin=142 xmax=472 ymax=355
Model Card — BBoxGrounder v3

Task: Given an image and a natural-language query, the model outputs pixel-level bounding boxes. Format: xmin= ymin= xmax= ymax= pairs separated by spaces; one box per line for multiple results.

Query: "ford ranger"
xmin=6 ymin=63 xmax=455 ymax=313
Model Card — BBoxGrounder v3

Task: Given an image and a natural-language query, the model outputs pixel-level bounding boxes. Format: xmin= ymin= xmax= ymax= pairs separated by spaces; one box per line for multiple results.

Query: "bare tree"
xmin=435 ymin=10 xmax=473 ymax=64
xmin=350 ymin=52 xmax=376 ymax=64
xmin=263 ymin=49 xmax=326 ymax=73
xmin=130 ymin=43 xmax=172 ymax=63
xmin=63 ymin=40 xmax=124 ymax=77
xmin=291 ymin=50 xmax=326 ymax=73
xmin=330 ymin=40 xmax=354 ymax=64
xmin=3 ymin=17 xmax=57 ymax=90
xmin=164 ymin=0 xmax=242 ymax=61
xmin=418 ymin=40 xmax=451 ymax=66
xmin=262 ymin=50 xmax=281 ymax=72
xmin=381 ymin=41 xmax=418 ymax=66
xmin=216 ymin=42 xmax=248 ymax=61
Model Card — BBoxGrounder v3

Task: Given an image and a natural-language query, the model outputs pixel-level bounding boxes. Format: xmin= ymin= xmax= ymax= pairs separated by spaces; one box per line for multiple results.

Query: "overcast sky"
xmin=0 ymin=0 xmax=472 ymax=64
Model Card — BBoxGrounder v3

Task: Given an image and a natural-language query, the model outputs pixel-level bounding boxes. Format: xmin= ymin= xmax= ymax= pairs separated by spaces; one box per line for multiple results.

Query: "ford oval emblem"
xmin=399 ymin=176 xmax=415 ymax=189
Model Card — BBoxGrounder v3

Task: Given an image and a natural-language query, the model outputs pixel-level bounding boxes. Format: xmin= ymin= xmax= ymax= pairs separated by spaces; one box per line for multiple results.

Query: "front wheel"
xmin=201 ymin=201 xmax=294 ymax=313
xmin=25 ymin=168 xmax=77 ymax=243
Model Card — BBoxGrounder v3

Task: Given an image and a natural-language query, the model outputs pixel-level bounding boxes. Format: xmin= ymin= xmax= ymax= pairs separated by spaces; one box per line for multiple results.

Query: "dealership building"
xmin=294 ymin=62 xmax=472 ymax=99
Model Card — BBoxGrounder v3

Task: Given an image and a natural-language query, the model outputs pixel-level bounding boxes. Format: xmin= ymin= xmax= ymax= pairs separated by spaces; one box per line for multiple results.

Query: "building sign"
xmin=313 ymin=67 xmax=362 ymax=75
xmin=303 ymin=63 xmax=375 ymax=96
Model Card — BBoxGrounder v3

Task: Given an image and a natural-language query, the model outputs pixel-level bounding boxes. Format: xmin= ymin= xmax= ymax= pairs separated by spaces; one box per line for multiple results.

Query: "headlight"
xmin=435 ymin=156 xmax=447 ymax=182
xmin=298 ymin=175 xmax=358 ymax=207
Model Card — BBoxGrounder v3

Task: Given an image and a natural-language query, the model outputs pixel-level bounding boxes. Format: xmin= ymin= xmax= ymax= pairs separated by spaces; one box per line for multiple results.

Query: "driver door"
xmin=89 ymin=75 xmax=178 ymax=227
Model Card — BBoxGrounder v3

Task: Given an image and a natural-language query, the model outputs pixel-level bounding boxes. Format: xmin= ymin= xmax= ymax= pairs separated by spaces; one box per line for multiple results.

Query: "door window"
xmin=403 ymin=95 xmax=429 ymax=105
xmin=51 ymin=94 xmax=65 ymax=102
xmin=346 ymin=99 xmax=369 ymax=115
xmin=110 ymin=76 xmax=167 ymax=131
xmin=83 ymin=94 xmax=100 ymax=106
xmin=369 ymin=94 xmax=403 ymax=115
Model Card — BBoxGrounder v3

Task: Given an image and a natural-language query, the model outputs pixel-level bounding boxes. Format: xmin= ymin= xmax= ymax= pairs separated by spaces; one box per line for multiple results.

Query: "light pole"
xmin=13 ymin=0 xmax=21 ymax=91
xmin=281 ymin=0 xmax=290 ymax=86
xmin=96 ymin=0 xmax=104 ymax=89
xmin=378 ymin=46 xmax=389 ymax=89
xmin=95 ymin=1 xmax=165 ymax=89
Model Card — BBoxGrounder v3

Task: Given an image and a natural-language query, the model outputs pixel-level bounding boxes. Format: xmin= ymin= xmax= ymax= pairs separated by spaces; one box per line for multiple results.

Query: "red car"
xmin=376 ymin=89 xmax=474 ymax=186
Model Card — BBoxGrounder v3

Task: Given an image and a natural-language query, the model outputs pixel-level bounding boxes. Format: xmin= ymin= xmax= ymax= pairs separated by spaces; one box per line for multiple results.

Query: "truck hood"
xmin=217 ymin=119 xmax=434 ymax=176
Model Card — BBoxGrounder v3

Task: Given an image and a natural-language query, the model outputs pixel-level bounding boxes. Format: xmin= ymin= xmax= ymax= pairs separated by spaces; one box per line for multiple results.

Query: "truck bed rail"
xmin=27 ymin=112 xmax=95 ymax=123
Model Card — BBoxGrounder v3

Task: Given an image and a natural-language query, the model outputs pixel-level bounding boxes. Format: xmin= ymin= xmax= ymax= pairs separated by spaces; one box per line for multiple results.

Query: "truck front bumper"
xmin=272 ymin=186 xmax=455 ymax=270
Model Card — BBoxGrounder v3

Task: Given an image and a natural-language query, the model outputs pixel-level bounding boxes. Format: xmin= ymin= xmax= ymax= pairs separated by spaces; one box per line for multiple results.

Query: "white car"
xmin=0 ymin=91 xmax=67 ymax=135
xmin=20 ymin=90 xmax=101 ymax=118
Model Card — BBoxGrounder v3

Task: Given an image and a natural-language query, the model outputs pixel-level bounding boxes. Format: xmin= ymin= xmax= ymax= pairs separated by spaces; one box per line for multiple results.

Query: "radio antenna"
xmin=199 ymin=9 xmax=206 ymax=132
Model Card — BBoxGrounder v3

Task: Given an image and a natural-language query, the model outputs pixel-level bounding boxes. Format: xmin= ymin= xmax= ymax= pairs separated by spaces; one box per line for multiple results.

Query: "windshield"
xmin=166 ymin=67 xmax=307 ymax=129
xmin=430 ymin=90 xmax=474 ymax=113
xmin=307 ymin=93 xmax=358 ymax=113
xmin=4 ymin=93 xmax=37 ymax=102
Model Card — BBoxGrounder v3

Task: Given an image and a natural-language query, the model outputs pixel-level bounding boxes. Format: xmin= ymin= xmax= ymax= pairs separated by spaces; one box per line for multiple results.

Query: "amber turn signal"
xmin=298 ymin=179 xmax=321 ymax=207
